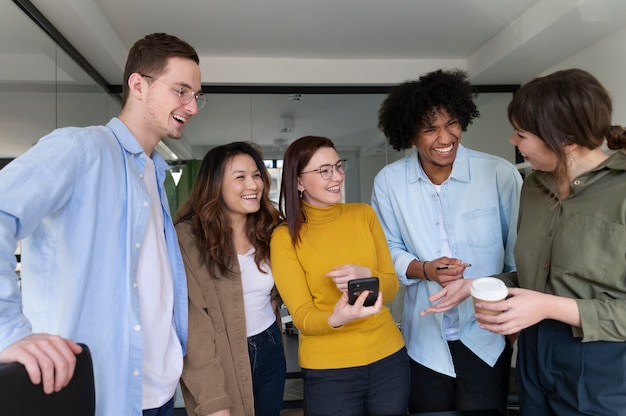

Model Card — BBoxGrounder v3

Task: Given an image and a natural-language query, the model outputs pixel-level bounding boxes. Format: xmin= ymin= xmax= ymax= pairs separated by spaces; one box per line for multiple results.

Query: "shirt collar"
xmin=106 ymin=117 xmax=170 ymax=172
xmin=410 ymin=144 xmax=471 ymax=184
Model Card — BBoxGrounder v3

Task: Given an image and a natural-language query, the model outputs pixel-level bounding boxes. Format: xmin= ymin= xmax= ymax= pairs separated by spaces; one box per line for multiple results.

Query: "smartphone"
xmin=347 ymin=277 xmax=379 ymax=307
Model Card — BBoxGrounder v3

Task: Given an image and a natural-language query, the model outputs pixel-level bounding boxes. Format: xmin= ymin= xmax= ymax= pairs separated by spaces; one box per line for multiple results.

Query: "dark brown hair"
xmin=176 ymin=142 xmax=280 ymax=276
xmin=122 ymin=33 xmax=199 ymax=106
xmin=508 ymin=68 xmax=626 ymax=193
xmin=279 ymin=136 xmax=336 ymax=246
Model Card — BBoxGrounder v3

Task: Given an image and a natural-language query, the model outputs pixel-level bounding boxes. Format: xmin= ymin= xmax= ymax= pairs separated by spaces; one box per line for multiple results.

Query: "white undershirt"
xmin=238 ymin=248 xmax=276 ymax=337
xmin=433 ymin=184 xmax=460 ymax=341
xmin=137 ymin=157 xmax=183 ymax=409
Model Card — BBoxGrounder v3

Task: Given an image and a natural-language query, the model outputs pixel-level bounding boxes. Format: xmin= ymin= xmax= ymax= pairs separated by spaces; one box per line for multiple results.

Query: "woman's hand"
xmin=326 ymin=264 xmax=372 ymax=292
xmin=473 ymin=288 xmax=580 ymax=335
xmin=420 ymin=279 xmax=473 ymax=316
xmin=328 ymin=291 xmax=383 ymax=328
xmin=205 ymin=409 xmax=231 ymax=416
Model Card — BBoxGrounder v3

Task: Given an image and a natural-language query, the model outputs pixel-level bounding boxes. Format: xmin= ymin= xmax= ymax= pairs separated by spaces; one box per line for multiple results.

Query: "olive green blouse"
xmin=500 ymin=150 xmax=626 ymax=342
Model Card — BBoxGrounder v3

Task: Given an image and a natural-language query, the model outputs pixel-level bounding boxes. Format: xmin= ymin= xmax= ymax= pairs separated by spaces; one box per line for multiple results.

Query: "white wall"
xmin=463 ymin=92 xmax=517 ymax=164
xmin=537 ymin=25 xmax=626 ymax=125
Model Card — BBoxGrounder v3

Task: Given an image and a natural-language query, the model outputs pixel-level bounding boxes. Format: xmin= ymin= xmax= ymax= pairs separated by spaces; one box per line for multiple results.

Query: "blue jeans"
xmin=143 ymin=396 xmax=174 ymax=416
xmin=301 ymin=347 xmax=410 ymax=416
xmin=248 ymin=319 xmax=286 ymax=416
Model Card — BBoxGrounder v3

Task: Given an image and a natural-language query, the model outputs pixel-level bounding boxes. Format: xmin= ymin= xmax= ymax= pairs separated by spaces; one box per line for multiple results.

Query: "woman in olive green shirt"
xmin=421 ymin=69 xmax=626 ymax=415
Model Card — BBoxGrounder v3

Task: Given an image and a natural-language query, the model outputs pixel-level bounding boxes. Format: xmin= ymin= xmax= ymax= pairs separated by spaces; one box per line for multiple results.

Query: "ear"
xmin=297 ymin=177 xmax=305 ymax=192
xmin=127 ymin=73 xmax=146 ymax=100
xmin=562 ymin=142 xmax=578 ymax=154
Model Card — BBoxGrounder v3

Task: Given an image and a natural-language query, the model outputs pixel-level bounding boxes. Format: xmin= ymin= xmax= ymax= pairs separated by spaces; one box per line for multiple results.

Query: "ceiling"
xmin=4 ymin=0 xmax=626 ymax=160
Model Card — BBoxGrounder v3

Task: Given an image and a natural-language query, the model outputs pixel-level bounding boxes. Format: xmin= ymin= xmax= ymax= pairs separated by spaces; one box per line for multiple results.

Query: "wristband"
xmin=423 ymin=260 xmax=430 ymax=281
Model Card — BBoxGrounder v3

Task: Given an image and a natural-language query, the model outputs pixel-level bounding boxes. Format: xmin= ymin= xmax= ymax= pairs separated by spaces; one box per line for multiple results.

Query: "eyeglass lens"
xmin=179 ymin=89 xmax=207 ymax=110
xmin=142 ymin=74 xmax=206 ymax=110
xmin=320 ymin=160 xmax=347 ymax=179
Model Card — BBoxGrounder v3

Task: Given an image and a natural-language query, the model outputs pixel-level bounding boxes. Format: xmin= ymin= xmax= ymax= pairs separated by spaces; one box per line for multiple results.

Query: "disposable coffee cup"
xmin=470 ymin=277 xmax=508 ymax=324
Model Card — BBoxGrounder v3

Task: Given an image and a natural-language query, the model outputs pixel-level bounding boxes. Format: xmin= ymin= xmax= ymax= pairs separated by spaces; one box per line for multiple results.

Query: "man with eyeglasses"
xmin=372 ymin=69 xmax=523 ymax=415
xmin=0 ymin=33 xmax=204 ymax=416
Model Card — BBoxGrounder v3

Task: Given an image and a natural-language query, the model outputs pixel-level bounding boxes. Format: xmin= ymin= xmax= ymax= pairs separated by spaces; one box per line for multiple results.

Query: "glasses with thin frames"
xmin=141 ymin=74 xmax=207 ymax=110
xmin=300 ymin=159 xmax=348 ymax=180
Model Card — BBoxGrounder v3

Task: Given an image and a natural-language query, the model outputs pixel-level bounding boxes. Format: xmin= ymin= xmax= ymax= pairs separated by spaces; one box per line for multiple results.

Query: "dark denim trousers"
xmin=517 ymin=319 xmax=626 ymax=416
xmin=301 ymin=347 xmax=410 ymax=416
xmin=248 ymin=319 xmax=287 ymax=416
xmin=143 ymin=396 xmax=174 ymax=416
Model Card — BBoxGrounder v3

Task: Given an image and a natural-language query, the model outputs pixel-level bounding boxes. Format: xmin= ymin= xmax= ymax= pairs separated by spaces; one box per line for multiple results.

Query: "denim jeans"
xmin=517 ymin=319 xmax=626 ymax=416
xmin=142 ymin=396 xmax=174 ymax=416
xmin=248 ymin=319 xmax=287 ymax=416
xmin=301 ymin=347 xmax=410 ymax=416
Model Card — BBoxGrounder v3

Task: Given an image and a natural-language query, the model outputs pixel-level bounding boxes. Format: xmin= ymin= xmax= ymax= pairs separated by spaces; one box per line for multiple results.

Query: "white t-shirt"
xmin=137 ymin=157 xmax=183 ymax=409
xmin=238 ymin=247 xmax=276 ymax=337
xmin=434 ymin=184 xmax=460 ymax=341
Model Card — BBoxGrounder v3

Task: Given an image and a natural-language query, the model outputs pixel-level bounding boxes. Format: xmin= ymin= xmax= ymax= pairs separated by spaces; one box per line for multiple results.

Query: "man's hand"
xmin=425 ymin=257 xmax=470 ymax=287
xmin=0 ymin=334 xmax=82 ymax=394
xmin=420 ymin=278 xmax=473 ymax=316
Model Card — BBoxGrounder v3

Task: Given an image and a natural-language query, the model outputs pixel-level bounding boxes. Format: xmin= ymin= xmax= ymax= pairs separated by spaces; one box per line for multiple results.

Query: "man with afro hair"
xmin=371 ymin=69 xmax=522 ymax=414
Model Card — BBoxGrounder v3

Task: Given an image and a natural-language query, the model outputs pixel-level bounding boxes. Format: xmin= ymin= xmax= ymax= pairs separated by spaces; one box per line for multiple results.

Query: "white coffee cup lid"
xmin=470 ymin=277 xmax=508 ymax=301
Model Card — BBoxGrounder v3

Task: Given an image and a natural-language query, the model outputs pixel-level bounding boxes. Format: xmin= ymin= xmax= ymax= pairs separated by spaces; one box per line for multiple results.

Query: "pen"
xmin=436 ymin=264 xmax=471 ymax=270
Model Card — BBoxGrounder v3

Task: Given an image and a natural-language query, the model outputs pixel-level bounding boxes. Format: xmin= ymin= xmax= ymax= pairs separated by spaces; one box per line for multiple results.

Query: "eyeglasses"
xmin=300 ymin=159 xmax=348 ymax=180
xmin=141 ymin=74 xmax=207 ymax=110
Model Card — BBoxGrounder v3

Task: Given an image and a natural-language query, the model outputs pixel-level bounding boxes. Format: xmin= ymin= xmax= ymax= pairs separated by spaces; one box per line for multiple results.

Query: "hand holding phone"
xmin=347 ymin=277 xmax=379 ymax=307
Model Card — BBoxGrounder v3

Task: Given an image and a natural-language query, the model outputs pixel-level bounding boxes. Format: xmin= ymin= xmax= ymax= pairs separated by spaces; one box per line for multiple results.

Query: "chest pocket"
xmin=552 ymin=212 xmax=626 ymax=287
xmin=463 ymin=207 xmax=500 ymax=249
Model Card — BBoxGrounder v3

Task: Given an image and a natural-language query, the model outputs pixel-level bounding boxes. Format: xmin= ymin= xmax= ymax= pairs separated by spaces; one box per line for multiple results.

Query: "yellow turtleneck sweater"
xmin=270 ymin=202 xmax=405 ymax=369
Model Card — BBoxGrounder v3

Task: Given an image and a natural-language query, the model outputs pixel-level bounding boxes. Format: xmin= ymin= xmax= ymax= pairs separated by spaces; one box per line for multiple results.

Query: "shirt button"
xmin=548 ymin=230 xmax=553 ymax=237
xmin=144 ymin=201 xmax=149 ymax=207
xmin=136 ymin=243 xmax=141 ymax=249
xmin=133 ymin=282 xmax=138 ymax=288
xmin=139 ymin=173 xmax=144 ymax=178
xmin=134 ymin=325 xmax=141 ymax=331
xmin=543 ymin=263 xmax=548 ymax=269
xmin=133 ymin=370 xmax=139 ymax=377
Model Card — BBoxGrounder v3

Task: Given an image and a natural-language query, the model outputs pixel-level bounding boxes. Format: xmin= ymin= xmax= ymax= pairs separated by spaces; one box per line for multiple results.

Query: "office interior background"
xmin=3 ymin=0 xmax=626 ymax=412
xmin=4 ymin=0 xmax=626 ymax=203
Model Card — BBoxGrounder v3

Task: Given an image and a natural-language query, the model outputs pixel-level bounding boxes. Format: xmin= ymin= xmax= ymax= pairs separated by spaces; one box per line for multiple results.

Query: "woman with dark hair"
xmin=270 ymin=135 xmax=409 ymax=416
xmin=175 ymin=142 xmax=286 ymax=416
xmin=422 ymin=68 xmax=626 ymax=415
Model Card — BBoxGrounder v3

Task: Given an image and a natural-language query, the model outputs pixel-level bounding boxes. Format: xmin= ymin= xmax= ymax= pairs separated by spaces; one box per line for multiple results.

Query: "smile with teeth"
xmin=172 ymin=113 xmax=188 ymax=124
xmin=327 ymin=186 xmax=341 ymax=192
xmin=434 ymin=144 xmax=454 ymax=154
xmin=242 ymin=194 xmax=257 ymax=200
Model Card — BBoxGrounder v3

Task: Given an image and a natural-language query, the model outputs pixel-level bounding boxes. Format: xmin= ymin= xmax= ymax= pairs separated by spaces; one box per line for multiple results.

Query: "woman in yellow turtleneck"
xmin=270 ymin=136 xmax=409 ymax=416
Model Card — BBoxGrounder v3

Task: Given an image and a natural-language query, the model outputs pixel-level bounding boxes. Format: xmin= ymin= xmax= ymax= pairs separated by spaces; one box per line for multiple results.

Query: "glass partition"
xmin=0 ymin=1 xmax=117 ymax=168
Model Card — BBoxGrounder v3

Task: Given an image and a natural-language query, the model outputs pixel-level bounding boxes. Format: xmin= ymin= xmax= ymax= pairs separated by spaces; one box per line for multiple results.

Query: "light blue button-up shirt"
xmin=0 ymin=118 xmax=188 ymax=415
xmin=371 ymin=145 xmax=521 ymax=377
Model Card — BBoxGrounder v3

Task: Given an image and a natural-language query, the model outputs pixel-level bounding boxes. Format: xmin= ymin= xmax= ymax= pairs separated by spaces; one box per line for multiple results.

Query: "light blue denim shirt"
xmin=0 ymin=118 xmax=188 ymax=415
xmin=371 ymin=145 xmax=521 ymax=377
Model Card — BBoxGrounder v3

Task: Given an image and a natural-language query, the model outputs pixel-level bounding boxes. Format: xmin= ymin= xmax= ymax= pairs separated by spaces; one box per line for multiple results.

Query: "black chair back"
xmin=0 ymin=342 xmax=95 ymax=415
